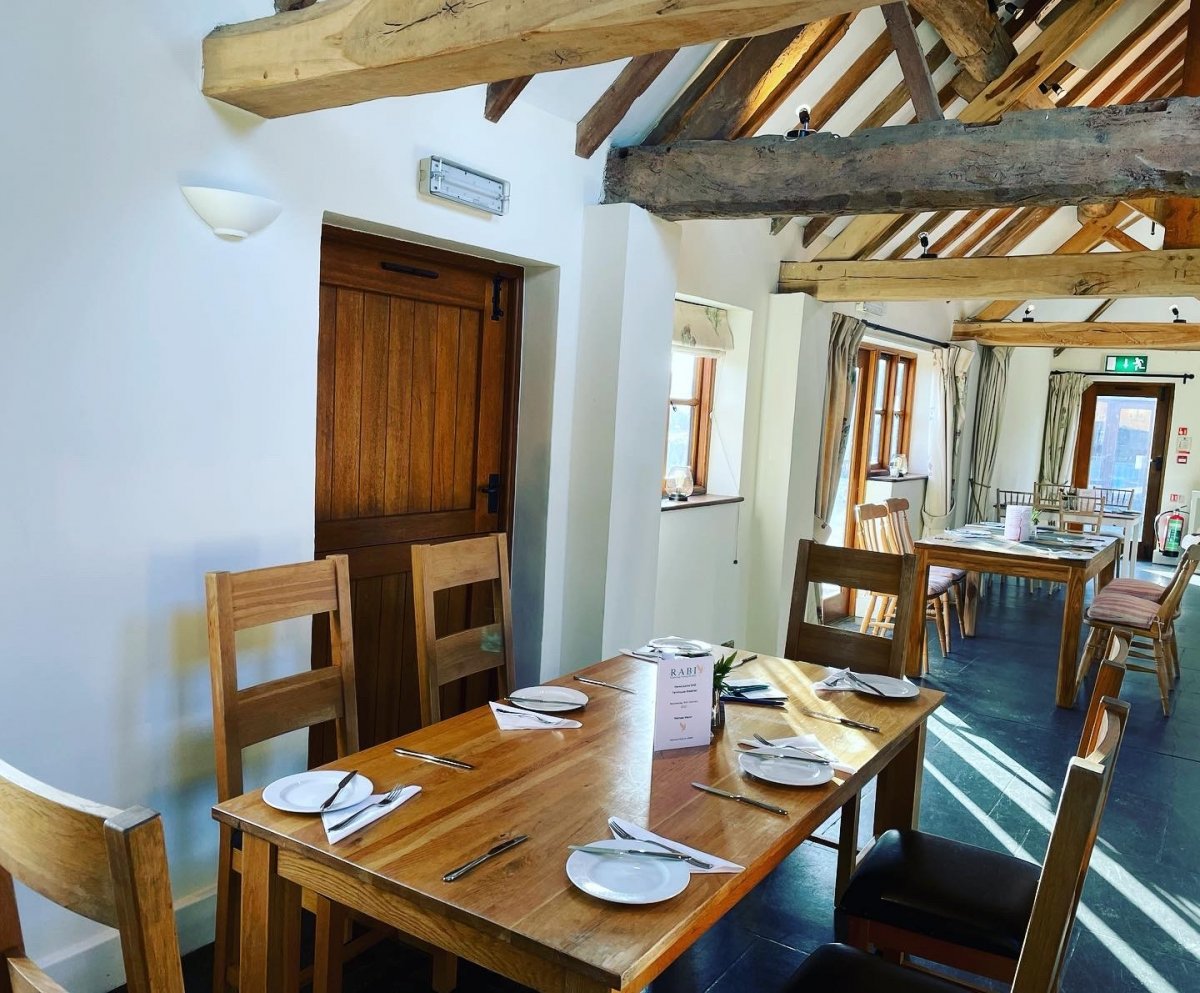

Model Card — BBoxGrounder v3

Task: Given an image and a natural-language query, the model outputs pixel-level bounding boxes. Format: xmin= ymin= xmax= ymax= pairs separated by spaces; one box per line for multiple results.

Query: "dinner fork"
xmin=608 ymin=818 xmax=713 ymax=869
xmin=839 ymin=670 xmax=885 ymax=697
xmin=329 ymin=785 xmax=407 ymax=832
xmin=753 ymin=733 xmax=829 ymax=764
xmin=493 ymin=704 xmax=561 ymax=725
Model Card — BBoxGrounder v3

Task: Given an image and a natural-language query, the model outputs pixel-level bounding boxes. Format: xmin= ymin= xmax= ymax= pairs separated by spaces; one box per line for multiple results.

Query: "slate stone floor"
xmin=156 ymin=569 xmax=1200 ymax=993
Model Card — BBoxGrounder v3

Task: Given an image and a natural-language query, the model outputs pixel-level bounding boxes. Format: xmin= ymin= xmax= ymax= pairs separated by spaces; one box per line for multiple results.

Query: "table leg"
xmin=1057 ymin=570 xmax=1087 ymax=708
xmin=1097 ymin=553 xmax=1116 ymax=592
xmin=962 ymin=572 xmax=980 ymax=637
xmin=905 ymin=549 xmax=930 ymax=678
xmin=874 ymin=724 xmax=926 ymax=836
xmin=240 ymin=833 xmax=300 ymax=993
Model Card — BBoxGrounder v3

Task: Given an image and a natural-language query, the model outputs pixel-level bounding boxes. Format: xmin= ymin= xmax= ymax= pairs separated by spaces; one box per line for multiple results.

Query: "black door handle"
xmin=1152 ymin=455 xmax=1164 ymax=472
xmin=478 ymin=473 xmax=501 ymax=514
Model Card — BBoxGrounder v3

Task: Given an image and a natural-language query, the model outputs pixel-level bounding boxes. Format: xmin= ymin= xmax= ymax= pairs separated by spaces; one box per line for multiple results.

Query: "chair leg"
xmin=1075 ymin=625 xmax=1107 ymax=690
xmin=1167 ymin=625 xmax=1181 ymax=681
xmin=933 ymin=597 xmax=949 ymax=654
xmin=953 ymin=582 xmax=966 ymax=638
xmin=213 ymin=827 xmax=237 ymax=993
xmin=312 ymin=895 xmax=346 ymax=993
xmin=1153 ymin=636 xmax=1173 ymax=718
xmin=860 ymin=594 xmax=877 ymax=635
xmin=431 ymin=951 xmax=459 ymax=993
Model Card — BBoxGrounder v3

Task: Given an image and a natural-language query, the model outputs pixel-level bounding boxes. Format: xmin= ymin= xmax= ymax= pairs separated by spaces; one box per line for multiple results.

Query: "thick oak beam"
xmin=603 ymin=98 xmax=1200 ymax=222
xmin=202 ymin=0 xmax=877 ymax=118
xmin=882 ymin=3 xmax=942 ymax=122
xmin=575 ymin=51 xmax=677 ymax=158
xmin=778 ymin=251 xmax=1200 ymax=302
xmin=483 ymin=77 xmax=533 ymax=122
xmin=1164 ymin=0 xmax=1200 ymax=247
xmin=953 ymin=321 xmax=1200 ymax=349
xmin=908 ymin=0 xmax=1015 ymax=85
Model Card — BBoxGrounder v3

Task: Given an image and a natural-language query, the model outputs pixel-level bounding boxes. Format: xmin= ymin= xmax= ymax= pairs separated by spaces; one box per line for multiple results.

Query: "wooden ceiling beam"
xmin=575 ymin=51 xmax=678 ymax=158
xmin=603 ymin=98 xmax=1200 ymax=221
xmin=643 ymin=16 xmax=855 ymax=144
xmin=780 ymin=250 xmax=1200 ymax=302
xmin=1104 ymin=227 xmax=1152 ymax=253
xmin=483 ymin=77 xmax=533 ymax=123
xmin=882 ymin=3 xmax=943 ymax=122
xmin=971 ymin=206 xmax=1059 ymax=258
xmin=201 ymin=0 xmax=879 ymax=118
xmin=817 ymin=0 xmax=1127 ymax=261
xmin=953 ymin=320 xmax=1200 ymax=349
xmin=908 ymin=0 xmax=1014 ymax=84
xmin=948 ymin=209 xmax=1016 ymax=258
xmin=1164 ymin=0 xmax=1200 ymax=248
xmin=930 ymin=210 xmax=987 ymax=257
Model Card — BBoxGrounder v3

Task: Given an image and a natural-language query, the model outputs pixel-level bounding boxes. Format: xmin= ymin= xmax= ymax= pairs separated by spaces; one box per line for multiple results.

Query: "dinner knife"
xmin=720 ymin=696 xmax=786 ymax=707
xmin=319 ymin=769 xmax=359 ymax=811
xmin=393 ymin=747 xmax=475 ymax=770
xmin=574 ymin=675 xmax=637 ymax=694
xmin=567 ymin=845 xmax=690 ymax=861
xmin=443 ymin=835 xmax=529 ymax=882
xmin=691 ymin=782 xmax=788 ymax=816
xmin=739 ymin=747 xmax=830 ymax=765
xmin=797 ymin=707 xmax=881 ymax=734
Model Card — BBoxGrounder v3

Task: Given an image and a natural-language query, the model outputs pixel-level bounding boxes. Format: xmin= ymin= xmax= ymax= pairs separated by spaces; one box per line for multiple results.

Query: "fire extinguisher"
xmin=1157 ymin=508 xmax=1186 ymax=557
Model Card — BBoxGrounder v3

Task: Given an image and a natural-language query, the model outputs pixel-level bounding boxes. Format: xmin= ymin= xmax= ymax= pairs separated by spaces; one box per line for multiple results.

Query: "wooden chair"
xmin=887 ymin=497 xmax=965 ymax=641
xmin=785 ymin=539 xmax=919 ymax=897
xmin=831 ymin=692 xmax=1129 ymax=992
xmin=411 ymin=534 xmax=516 ymax=727
xmin=994 ymin=489 xmax=1033 ymax=520
xmin=1076 ymin=543 xmax=1200 ymax=716
xmin=206 ymin=555 xmax=430 ymax=993
xmin=1092 ymin=486 xmax=1135 ymax=511
xmin=0 ymin=759 xmax=185 ymax=993
xmin=787 ymin=697 xmax=1130 ymax=993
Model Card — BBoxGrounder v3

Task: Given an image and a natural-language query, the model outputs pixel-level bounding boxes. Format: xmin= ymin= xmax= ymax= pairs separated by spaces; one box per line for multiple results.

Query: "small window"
xmin=858 ymin=346 xmax=915 ymax=475
xmin=664 ymin=351 xmax=716 ymax=493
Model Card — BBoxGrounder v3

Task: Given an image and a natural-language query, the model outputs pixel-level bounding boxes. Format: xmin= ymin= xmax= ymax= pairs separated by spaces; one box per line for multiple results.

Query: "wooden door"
xmin=312 ymin=228 xmax=521 ymax=757
xmin=1072 ymin=381 xmax=1174 ymax=558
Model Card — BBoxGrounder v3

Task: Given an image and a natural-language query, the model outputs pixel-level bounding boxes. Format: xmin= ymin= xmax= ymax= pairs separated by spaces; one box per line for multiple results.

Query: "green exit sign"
xmin=1105 ymin=354 xmax=1149 ymax=374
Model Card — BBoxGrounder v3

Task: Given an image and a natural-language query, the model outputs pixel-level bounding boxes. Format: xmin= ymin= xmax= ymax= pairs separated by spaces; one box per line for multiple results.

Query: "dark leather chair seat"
xmin=836 ymin=829 xmax=1040 ymax=959
xmin=782 ymin=943 xmax=965 ymax=992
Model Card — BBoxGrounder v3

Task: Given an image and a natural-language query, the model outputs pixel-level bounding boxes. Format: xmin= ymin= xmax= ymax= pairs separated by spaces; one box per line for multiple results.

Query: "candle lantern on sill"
xmin=889 ymin=453 xmax=909 ymax=478
xmin=667 ymin=466 xmax=695 ymax=501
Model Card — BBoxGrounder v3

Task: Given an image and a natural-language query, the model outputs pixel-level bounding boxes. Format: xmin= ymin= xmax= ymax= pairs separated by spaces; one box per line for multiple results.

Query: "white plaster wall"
xmin=654 ymin=504 xmax=744 ymax=646
xmin=1 ymin=3 xmax=606 ymax=985
xmin=989 ymin=349 xmax=1055 ymax=505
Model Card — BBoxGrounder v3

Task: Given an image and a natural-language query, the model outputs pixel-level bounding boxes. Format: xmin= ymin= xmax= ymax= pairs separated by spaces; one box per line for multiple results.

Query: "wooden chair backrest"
xmin=205 ymin=555 xmax=359 ymax=802
xmin=1093 ymin=486 xmax=1134 ymax=510
xmin=1034 ymin=482 xmax=1066 ymax=512
xmin=1079 ymin=631 xmax=1128 ymax=758
xmin=884 ymin=497 xmax=917 ymax=554
xmin=1158 ymin=542 xmax=1200 ymax=621
xmin=1013 ymin=698 xmax=1128 ymax=993
xmin=0 ymin=760 xmax=185 ymax=993
xmin=996 ymin=489 xmax=1033 ymax=521
xmin=855 ymin=502 xmax=898 ymax=555
xmin=1067 ymin=493 xmax=1104 ymax=532
xmin=411 ymin=534 xmax=515 ymax=726
xmin=785 ymin=539 xmax=919 ymax=678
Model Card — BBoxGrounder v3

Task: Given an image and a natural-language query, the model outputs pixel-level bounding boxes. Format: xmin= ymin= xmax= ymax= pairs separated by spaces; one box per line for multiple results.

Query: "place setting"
xmin=734 ymin=732 xmax=858 ymax=789
xmin=565 ymin=816 xmax=742 ymax=905
xmin=812 ymin=667 xmax=919 ymax=699
xmin=261 ymin=769 xmax=421 ymax=843
xmin=490 ymin=684 xmax=587 ymax=729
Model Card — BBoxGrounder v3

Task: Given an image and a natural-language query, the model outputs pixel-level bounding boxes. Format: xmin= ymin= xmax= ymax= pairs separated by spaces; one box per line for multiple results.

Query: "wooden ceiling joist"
xmin=882 ymin=3 xmax=943 ymax=122
xmin=1058 ymin=0 xmax=1183 ymax=106
xmin=908 ymin=0 xmax=1014 ymax=84
xmin=780 ymin=250 xmax=1200 ymax=302
xmin=202 ymin=0 xmax=879 ymax=118
xmin=1164 ymin=0 xmax=1200 ymax=248
xmin=483 ymin=77 xmax=533 ymax=123
xmin=817 ymin=0 xmax=1128 ymax=261
xmin=603 ymin=98 xmax=1200 ymax=221
xmin=971 ymin=206 xmax=1059 ymax=258
xmin=642 ymin=16 xmax=855 ymax=145
xmin=575 ymin=51 xmax=678 ymax=158
xmin=953 ymin=321 xmax=1200 ymax=350
xmin=1104 ymin=227 xmax=1152 ymax=252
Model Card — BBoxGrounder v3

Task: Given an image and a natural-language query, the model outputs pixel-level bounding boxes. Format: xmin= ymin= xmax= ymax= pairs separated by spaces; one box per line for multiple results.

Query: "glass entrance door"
xmin=1072 ymin=382 xmax=1174 ymax=556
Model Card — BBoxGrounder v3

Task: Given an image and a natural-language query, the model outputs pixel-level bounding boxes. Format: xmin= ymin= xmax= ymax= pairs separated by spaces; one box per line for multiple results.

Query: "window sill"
xmin=661 ymin=494 xmax=745 ymax=513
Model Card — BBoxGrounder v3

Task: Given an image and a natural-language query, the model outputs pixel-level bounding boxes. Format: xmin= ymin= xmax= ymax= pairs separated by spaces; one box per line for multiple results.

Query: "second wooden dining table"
xmin=214 ymin=652 xmax=942 ymax=993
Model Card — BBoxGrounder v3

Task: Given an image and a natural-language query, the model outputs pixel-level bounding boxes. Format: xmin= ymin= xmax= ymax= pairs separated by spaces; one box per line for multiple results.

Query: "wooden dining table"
xmin=906 ymin=524 xmax=1119 ymax=707
xmin=213 ymin=652 xmax=943 ymax=993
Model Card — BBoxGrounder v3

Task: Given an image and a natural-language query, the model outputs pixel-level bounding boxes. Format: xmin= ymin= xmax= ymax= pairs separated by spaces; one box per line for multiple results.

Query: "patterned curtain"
xmin=923 ymin=345 xmax=975 ymax=533
xmin=813 ymin=313 xmax=867 ymax=542
xmin=968 ymin=346 xmax=1013 ymax=522
xmin=1039 ymin=372 xmax=1091 ymax=485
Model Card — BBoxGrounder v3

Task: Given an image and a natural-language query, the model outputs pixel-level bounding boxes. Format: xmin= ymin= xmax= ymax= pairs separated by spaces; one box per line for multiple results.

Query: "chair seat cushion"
xmin=1086 ymin=590 xmax=1161 ymax=628
xmin=836 ymin=829 xmax=1040 ymax=959
xmin=1103 ymin=578 xmax=1168 ymax=603
xmin=930 ymin=566 xmax=966 ymax=583
xmin=782 ymin=943 xmax=967 ymax=993
xmin=925 ymin=573 xmax=955 ymax=597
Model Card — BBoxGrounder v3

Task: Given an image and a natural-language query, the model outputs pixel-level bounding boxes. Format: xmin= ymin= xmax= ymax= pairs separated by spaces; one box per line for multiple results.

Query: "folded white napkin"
xmin=321 ymin=786 xmax=421 ymax=844
xmin=812 ymin=668 xmax=910 ymax=696
xmin=738 ymin=733 xmax=858 ymax=777
xmin=608 ymin=816 xmax=743 ymax=874
xmin=489 ymin=701 xmax=581 ymax=730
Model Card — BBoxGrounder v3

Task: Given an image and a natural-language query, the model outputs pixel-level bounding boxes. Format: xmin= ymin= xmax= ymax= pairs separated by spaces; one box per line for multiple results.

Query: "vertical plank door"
xmin=312 ymin=228 xmax=522 ymax=758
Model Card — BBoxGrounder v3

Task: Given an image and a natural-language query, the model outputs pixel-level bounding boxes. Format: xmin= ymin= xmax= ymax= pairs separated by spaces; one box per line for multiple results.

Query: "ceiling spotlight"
xmin=785 ymin=104 xmax=813 ymax=141
xmin=1172 ymin=306 xmax=1186 ymax=323
xmin=918 ymin=231 xmax=937 ymax=259
xmin=1022 ymin=305 xmax=1036 ymax=323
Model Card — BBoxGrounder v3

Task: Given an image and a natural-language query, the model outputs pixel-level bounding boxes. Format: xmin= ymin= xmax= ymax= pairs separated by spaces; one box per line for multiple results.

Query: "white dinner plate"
xmin=648 ymin=636 xmax=713 ymax=656
xmin=508 ymin=685 xmax=589 ymax=712
xmin=738 ymin=751 xmax=835 ymax=787
xmin=262 ymin=771 xmax=373 ymax=814
xmin=566 ymin=839 xmax=691 ymax=905
xmin=840 ymin=672 xmax=920 ymax=699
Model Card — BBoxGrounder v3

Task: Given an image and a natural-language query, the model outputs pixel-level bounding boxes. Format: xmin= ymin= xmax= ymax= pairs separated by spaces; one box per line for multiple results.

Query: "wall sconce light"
xmin=1022 ymin=305 xmax=1036 ymax=322
xmin=181 ymin=186 xmax=282 ymax=240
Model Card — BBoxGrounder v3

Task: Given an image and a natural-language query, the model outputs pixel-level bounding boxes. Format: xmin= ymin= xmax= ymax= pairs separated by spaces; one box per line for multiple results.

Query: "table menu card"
xmin=653 ymin=652 xmax=714 ymax=751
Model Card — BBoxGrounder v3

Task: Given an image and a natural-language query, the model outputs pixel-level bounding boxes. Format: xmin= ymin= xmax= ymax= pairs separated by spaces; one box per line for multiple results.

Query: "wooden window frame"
xmin=860 ymin=347 xmax=916 ymax=476
xmin=664 ymin=354 xmax=717 ymax=494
